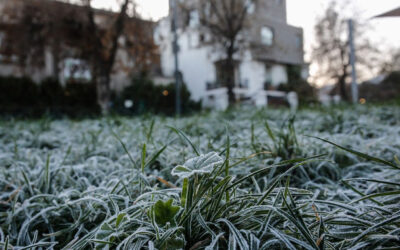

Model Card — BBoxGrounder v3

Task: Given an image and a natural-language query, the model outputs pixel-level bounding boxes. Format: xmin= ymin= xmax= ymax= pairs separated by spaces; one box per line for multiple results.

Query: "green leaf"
xmin=100 ymin=223 xmax=113 ymax=231
xmin=153 ymin=199 xmax=180 ymax=226
xmin=21 ymin=170 xmax=34 ymax=196
xmin=141 ymin=143 xmax=146 ymax=173
xmin=4 ymin=236 xmax=9 ymax=250
xmin=264 ymin=120 xmax=276 ymax=142
xmin=115 ymin=213 xmax=126 ymax=228
xmin=44 ymin=154 xmax=51 ymax=193
xmin=146 ymin=119 xmax=155 ymax=141
xmin=181 ymin=178 xmax=188 ymax=207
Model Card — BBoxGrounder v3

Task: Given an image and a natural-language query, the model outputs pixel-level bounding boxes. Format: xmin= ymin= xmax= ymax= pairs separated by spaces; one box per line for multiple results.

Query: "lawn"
xmin=0 ymin=105 xmax=399 ymax=249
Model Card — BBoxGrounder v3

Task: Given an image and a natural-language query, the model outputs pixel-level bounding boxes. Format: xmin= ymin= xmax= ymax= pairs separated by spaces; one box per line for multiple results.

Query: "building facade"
xmin=155 ymin=0 xmax=308 ymax=109
xmin=0 ymin=0 xmax=156 ymax=92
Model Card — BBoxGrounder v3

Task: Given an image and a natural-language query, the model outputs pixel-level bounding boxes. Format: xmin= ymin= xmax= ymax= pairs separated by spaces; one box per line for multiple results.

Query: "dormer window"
xmin=189 ymin=10 xmax=199 ymax=28
xmin=261 ymin=26 xmax=274 ymax=46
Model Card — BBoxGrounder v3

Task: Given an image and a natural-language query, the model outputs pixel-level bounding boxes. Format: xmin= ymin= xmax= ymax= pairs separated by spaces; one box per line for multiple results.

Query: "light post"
xmin=348 ymin=19 xmax=358 ymax=104
xmin=171 ymin=0 xmax=181 ymax=115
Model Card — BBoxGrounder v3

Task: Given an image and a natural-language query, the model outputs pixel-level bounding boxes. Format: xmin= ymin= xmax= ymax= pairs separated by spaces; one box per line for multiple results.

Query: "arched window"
xmin=261 ymin=26 xmax=274 ymax=46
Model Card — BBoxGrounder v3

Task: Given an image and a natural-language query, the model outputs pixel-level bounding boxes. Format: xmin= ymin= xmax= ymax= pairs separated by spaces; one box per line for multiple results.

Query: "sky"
xmin=92 ymin=0 xmax=400 ymax=85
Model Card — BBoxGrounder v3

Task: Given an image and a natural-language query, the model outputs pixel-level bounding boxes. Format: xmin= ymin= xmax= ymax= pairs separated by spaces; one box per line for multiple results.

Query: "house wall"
xmin=0 ymin=63 xmax=22 ymax=78
xmin=252 ymin=0 xmax=287 ymax=23
xmin=248 ymin=20 xmax=304 ymax=65
xmin=156 ymin=16 xmax=292 ymax=104
xmin=157 ymin=19 xmax=217 ymax=101
xmin=157 ymin=0 xmax=305 ymax=107
xmin=177 ymin=31 xmax=215 ymax=101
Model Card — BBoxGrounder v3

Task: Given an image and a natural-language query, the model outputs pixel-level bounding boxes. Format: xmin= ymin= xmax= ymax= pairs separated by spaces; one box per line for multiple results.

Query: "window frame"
xmin=261 ymin=26 xmax=274 ymax=46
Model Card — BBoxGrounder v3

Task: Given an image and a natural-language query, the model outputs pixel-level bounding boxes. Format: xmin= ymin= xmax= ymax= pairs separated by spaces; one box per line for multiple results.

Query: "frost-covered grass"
xmin=0 ymin=105 xmax=399 ymax=249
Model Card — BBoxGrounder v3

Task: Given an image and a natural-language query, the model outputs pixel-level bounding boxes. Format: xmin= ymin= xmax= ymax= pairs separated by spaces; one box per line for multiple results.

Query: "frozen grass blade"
xmin=44 ymin=154 xmax=50 ymax=193
xmin=144 ymin=145 xmax=168 ymax=169
xmin=308 ymin=136 xmax=400 ymax=169
xmin=111 ymin=129 xmax=138 ymax=169
xmin=141 ymin=143 xmax=146 ymax=173
xmin=167 ymin=126 xmax=200 ymax=156
xmin=1 ymin=105 xmax=399 ymax=249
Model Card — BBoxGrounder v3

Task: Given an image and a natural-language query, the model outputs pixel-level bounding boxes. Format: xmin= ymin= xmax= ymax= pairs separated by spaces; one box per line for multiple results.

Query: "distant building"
xmin=0 ymin=0 xmax=156 ymax=92
xmin=155 ymin=0 xmax=308 ymax=109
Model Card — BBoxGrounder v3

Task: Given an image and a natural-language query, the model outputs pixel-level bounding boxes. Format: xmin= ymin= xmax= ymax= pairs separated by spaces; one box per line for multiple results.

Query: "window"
xmin=261 ymin=26 xmax=274 ymax=46
xmin=247 ymin=2 xmax=255 ymax=14
xmin=63 ymin=58 xmax=91 ymax=82
xmin=295 ymin=34 xmax=302 ymax=49
xmin=189 ymin=10 xmax=199 ymax=28
xmin=264 ymin=65 xmax=272 ymax=90
xmin=199 ymin=33 xmax=205 ymax=43
xmin=215 ymin=60 xmax=239 ymax=88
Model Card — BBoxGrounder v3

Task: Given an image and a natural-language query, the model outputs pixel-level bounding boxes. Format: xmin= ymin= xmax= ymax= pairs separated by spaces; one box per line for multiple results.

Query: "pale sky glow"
xmin=286 ymin=0 xmax=400 ymax=85
xmin=93 ymin=0 xmax=400 ymax=85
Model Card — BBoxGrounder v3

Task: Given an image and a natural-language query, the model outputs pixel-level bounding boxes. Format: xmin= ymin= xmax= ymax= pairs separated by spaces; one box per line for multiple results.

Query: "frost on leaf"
xmin=172 ymin=152 xmax=223 ymax=178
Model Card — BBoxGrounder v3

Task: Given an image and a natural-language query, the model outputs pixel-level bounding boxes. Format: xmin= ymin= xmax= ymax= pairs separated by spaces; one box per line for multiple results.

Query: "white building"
xmin=155 ymin=0 xmax=308 ymax=110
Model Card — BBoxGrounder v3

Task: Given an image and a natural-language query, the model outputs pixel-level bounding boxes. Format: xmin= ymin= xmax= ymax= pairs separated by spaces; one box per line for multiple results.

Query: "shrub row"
xmin=359 ymin=71 xmax=400 ymax=103
xmin=112 ymin=76 xmax=201 ymax=116
xmin=0 ymin=76 xmax=99 ymax=118
xmin=0 ymin=76 xmax=201 ymax=118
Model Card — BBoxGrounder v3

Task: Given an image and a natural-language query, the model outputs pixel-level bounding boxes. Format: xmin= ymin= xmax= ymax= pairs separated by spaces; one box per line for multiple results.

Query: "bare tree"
xmin=84 ymin=0 xmax=158 ymax=113
xmin=0 ymin=0 xmax=158 ymax=113
xmin=83 ymin=0 xmax=130 ymax=113
xmin=312 ymin=1 xmax=380 ymax=101
xmin=194 ymin=0 xmax=256 ymax=105
xmin=380 ymin=48 xmax=400 ymax=74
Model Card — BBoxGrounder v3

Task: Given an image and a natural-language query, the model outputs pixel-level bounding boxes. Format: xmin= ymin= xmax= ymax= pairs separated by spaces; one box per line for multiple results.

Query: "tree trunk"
xmin=85 ymin=0 xmax=129 ymax=115
xmin=96 ymin=71 xmax=111 ymax=114
xmin=338 ymin=76 xmax=347 ymax=101
xmin=338 ymin=64 xmax=349 ymax=101
xmin=226 ymin=46 xmax=236 ymax=105
xmin=51 ymin=41 xmax=60 ymax=79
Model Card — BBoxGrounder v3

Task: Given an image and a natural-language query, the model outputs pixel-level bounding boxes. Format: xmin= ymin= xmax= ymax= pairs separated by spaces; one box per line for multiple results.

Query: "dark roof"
xmin=374 ymin=7 xmax=400 ymax=18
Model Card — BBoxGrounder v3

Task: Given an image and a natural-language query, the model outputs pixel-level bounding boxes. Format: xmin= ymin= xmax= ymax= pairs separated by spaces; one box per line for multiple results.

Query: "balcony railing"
xmin=206 ymin=80 xmax=249 ymax=90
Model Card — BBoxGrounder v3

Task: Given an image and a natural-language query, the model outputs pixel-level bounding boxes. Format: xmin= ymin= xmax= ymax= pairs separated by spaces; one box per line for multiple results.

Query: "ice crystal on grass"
xmin=172 ymin=152 xmax=223 ymax=178
xmin=0 ymin=105 xmax=399 ymax=249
